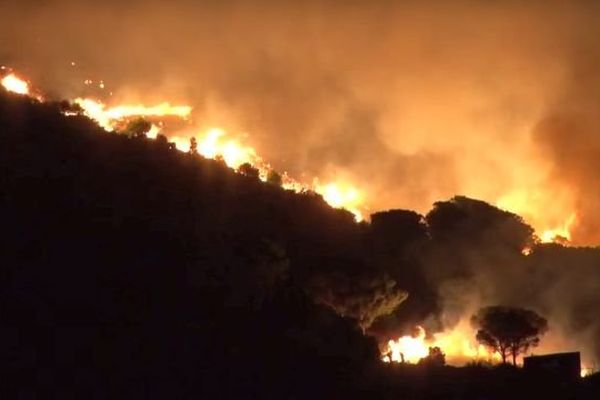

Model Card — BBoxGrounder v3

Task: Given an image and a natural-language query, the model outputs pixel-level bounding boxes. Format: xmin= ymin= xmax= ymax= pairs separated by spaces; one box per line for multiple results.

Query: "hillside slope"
xmin=0 ymin=91 xmax=384 ymax=398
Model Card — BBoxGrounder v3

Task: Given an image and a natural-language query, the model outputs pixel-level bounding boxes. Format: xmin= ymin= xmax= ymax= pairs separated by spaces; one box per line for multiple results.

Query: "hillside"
xmin=3 ymin=89 xmax=600 ymax=399
xmin=0 ymin=90 xmax=384 ymax=398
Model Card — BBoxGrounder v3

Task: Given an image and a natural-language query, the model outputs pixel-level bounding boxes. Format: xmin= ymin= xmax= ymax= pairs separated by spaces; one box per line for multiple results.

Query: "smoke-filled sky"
xmin=2 ymin=0 xmax=600 ymax=243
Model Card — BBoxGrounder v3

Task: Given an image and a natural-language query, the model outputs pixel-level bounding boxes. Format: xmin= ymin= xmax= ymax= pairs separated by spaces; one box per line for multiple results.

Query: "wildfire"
xmin=73 ymin=98 xmax=192 ymax=132
xmin=64 ymin=80 xmax=366 ymax=220
xmin=313 ymin=181 xmax=364 ymax=222
xmin=383 ymin=322 xmax=501 ymax=365
xmin=497 ymin=192 xmax=577 ymax=245
xmin=12 ymin=68 xmax=587 ymax=229
xmin=1 ymin=73 xmax=30 ymax=95
xmin=188 ymin=128 xmax=366 ymax=220
xmin=539 ymin=213 xmax=577 ymax=243
xmin=195 ymin=128 xmax=263 ymax=170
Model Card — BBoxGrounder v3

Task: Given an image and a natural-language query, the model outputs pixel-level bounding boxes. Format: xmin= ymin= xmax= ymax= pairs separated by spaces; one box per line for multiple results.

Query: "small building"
xmin=523 ymin=352 xmax=581 ymax=380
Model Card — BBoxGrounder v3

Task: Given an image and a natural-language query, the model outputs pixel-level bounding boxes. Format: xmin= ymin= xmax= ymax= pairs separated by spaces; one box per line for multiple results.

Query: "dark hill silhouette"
xmin=0 ymin=91 xmax=382 ymax=398
xmin=3 ymin=89 xmax=600 ymax=399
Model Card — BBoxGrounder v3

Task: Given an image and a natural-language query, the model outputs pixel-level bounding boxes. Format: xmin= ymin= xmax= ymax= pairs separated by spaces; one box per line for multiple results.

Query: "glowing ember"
xmin=1 ymin=73 xmax=30 ymax=95
xmin=383 ymin=322 xmax=501 ymax=365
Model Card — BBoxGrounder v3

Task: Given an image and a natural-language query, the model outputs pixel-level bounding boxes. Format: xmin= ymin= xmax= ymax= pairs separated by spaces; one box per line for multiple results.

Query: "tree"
xmin=237 ymin=162 xmax=260 ymax=179
xmin=471 ymin=306 xmax=548 ymax=365
xmin=189 ymin=137 xmax=198 ymax=155
xmin=266 ymin=170 xmax=282 ymax=186
xmin=309 ymin=270 xmax=408 ymax=332
xmin=156 ymin=133 xmax=169 ymax=147
xmin=426 ymin=196 xmax=535 ymax=251
xmin=418 ymin=346 xmax=445 ymax=367
xmin=124 ymin=117 xmax=152 ymax=138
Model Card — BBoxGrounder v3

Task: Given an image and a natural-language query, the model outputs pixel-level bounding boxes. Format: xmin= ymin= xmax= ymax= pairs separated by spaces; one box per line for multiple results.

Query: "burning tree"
xmin=471 ymin=306 xmax=548 ymax=365
xmin=418 ymin=346 xmax=446 ymax=367
xmin=124 ymin=117 xmax=152 ymax=138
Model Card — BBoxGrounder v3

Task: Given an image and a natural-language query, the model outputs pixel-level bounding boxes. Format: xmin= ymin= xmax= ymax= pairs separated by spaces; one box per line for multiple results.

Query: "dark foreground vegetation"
xmin=2 ymin=89 xmax=600 ymax=399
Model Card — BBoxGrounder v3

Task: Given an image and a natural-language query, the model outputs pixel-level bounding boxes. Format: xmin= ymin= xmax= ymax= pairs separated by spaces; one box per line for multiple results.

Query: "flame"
xmin=384 ymin=326 xmax=430 ymax=363
xmin=539 ymin=213 xmax=577 ymax=243
xmin=497 ymin=192 xmax=577 ymax=245
xmin=383 ymin=322 xmax=501 ymax=365
xmin=196 ymin=128 xmax=262 ymax=170
xmin=313 ymin=181 xmax=364 ymax=222
xmin=0 ymin=69 xmax=586 ymax=236
xmin=191 ymin=128 xmax=366 ymax=220
xmin=74 ymin=92 xmax=367 ymax=219
xmin=1 ymin=73 xmax=30 ymax=95
xmin=0 ymin=67 xmax=367 ymax=221
xmin=73 ymin=98 xmax=192 ymax=131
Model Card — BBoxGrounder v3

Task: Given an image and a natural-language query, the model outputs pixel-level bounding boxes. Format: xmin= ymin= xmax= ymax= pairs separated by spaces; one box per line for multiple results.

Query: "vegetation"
xmin=267 ymin=169 xmax=283 ymax=186
xmin=124 ymin=117 xmax=152 ymax=138
xmin=237 ymin=161 xmax=260 ymax=179
xmin=419 ymin=347 xmax=446 ymax=367
xmin=1 ymin=89 xmax=600 ymax=398
xmin=472 ymin=306 xmax=548 ymax=365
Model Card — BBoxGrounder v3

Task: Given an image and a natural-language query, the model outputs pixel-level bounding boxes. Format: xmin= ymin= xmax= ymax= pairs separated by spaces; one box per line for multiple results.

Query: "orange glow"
xmin=196 ymin=128 xmax=262 ymax=170
xmin=1 ymin=73 xmax=30 ymax=95
xmin=151 ymin=126 xmax=367 ymax=220
xmin=8 ymin=69 xmax=583 ymax=230
xmin=539 ymin=213 xmax=577 ymax=243
xmin=383 ymin=321 xmax=501 ymax=365
xmin=384 ymin=326 xmax=429 ymax=363
xmin=497 ymin=192 xmax=577 ymax=245
xmin=73 ymin=98 xmax=192 ymax=131
xmin=313 ymin=181 xmax=364 ymax=222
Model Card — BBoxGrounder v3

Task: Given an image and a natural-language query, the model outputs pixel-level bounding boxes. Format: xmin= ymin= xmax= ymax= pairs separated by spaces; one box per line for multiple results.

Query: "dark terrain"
xmin=2 ymin=89 xmax=600 ymax=399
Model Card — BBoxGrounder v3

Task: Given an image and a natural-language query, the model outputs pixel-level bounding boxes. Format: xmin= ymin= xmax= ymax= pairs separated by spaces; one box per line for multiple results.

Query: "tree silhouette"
xmin=419 ymin=346 xmax=446 ymax=367
xmin=471 ymin=306 xmax=548 ymax=365
xmin=267 ymin=170 xmax=282 ymax=186
xmin=237 ymin=162 xmax=260 ymax=179
xmin=124 ymin=117 xmax=152 ymax=138
xmin=189 ymin=137 xmax=198 ymax=155
xmin=309 ymin=270 xmax=408 ymax=332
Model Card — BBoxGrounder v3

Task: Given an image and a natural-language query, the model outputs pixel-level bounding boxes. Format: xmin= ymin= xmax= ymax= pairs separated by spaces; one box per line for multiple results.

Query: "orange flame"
xmin=539 ymin=213 xmax=577 ymax=243
xmin=1 ymin=73 xmax=30 ymax=95
xmin=182 ymin=128 xmax=366 ymax=220
xmin=497 ymin=192 xmax=577 ymax=245
xmin=383 ymin=322 xmax=501 ymax=365
xmin=73 ymin=98 xmax=192 ymax=131
xmin=313 ymin=181 xmax=364 ymax=222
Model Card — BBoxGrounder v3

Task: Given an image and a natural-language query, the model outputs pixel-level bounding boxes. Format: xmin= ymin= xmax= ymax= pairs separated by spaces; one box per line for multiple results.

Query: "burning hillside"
xmin=0 ymin=67 xmax=579 ymax=238
xmin=1 ymin=68 xmax=367 ymax=221
xmin=6 ymin=2 xmax=600 ymax=398
xmin=382 ymin=322 xmax=500 ymax=365
xmin=4 ymin=68 xmax=599 ymax=374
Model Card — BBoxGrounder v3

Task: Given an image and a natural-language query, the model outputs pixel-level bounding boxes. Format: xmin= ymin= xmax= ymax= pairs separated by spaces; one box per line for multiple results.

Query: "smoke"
xmin=419 ymin=197 xmax=600 ymax=367
xmin=2 ymin=0 xmax=599 ymax=240
xmin=3 ymin=0 xmax=600 ymax=365
xmin=533 ymin=29 xmax=600 ymax=244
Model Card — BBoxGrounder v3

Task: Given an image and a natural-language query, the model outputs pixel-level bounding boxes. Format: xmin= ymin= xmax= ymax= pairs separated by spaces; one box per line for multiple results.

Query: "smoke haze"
xmin=4 ymin=0 xmax=600 ymax=368
xmin=3 ymin=0 xmax=600 ymax=242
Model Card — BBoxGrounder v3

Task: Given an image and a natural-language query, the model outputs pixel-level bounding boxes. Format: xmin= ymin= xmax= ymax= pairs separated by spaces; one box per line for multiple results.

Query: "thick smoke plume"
xmin=3 ymin=0 xmax=600 ymax=242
